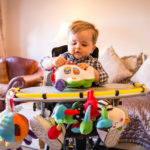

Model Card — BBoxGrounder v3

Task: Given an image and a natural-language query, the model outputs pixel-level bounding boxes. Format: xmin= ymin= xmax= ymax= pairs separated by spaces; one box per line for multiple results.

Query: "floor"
xmin=22 ymin=142 xmax=148 ymax=150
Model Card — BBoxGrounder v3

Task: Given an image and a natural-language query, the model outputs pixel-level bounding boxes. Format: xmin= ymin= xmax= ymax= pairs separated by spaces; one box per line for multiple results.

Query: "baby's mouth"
xmin=75 ymin=51 xmax=80 ymax=54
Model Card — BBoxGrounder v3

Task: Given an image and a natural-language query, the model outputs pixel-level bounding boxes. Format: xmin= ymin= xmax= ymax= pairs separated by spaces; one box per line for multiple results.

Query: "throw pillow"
xmin=137 ymin=52 xmax=144 ymax=71
xmin=121 ymin=53 xmax=143 ymax=74
xmin=121 ymin=55 xmax=137 ymax=74
xmin=130 ymin=56 xmax=150 ymax=91
xmin=143 ymin=54 xmax=149 ymax=62
xmin=99 ymin=46 xmax=132 ymax=83
xmin=119 ymin=53 xmax=144 ymax=84
xmin=0 ymin=59 xmax=9 ymax=84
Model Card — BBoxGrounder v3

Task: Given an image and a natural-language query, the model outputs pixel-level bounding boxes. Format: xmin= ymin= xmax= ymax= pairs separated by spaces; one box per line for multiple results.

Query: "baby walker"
xmin=1 ymin=64 xmax=148 ymax=150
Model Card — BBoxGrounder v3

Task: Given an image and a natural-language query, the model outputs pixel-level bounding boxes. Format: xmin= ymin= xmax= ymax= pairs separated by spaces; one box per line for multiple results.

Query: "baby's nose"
xmin=76 ymin=43 xmax=81 ymax=49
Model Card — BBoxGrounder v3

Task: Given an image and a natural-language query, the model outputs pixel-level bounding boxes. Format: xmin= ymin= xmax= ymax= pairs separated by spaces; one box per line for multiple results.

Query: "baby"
xmin=41 ymin=20 xmax=108 ymax=86
xmin=40 ymin=20 xmax=109 ymax=148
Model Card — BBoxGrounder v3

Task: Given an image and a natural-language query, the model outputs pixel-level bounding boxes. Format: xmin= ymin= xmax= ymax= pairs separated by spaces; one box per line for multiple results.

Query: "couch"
xmin=0 ymin=56 xmax=43 ymax=112
xmin=99 ymin=46 xmax=150 ymax=150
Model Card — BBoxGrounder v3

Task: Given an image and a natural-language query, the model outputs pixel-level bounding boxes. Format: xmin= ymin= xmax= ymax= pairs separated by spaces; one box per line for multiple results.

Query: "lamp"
xmin=53 ymin=21 xmax=71 ymax=42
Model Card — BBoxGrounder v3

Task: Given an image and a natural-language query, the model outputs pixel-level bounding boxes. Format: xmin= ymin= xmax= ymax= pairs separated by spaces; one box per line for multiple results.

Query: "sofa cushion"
xmin=99 ymin=46 xmax=132 ymax=83
xmin=0 ymin=59 xmax=9 ymax=84
xmin=131 ymin=56 xmax=150 ymax=91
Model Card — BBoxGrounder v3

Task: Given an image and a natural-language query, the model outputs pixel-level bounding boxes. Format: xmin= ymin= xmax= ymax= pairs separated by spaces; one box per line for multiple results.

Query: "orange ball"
xmin=13 ymin=113 xmax=29 ymax=142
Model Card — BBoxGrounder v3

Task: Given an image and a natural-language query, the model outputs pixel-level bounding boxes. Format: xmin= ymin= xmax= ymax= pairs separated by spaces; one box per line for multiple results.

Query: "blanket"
xmin=120 ymin=94 xmax=150 ymax=150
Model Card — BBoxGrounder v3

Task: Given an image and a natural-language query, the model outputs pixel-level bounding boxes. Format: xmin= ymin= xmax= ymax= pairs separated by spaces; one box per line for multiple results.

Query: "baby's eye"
xmin=72 ymin=43 xmax=76 ymax=45
xmin=82 ymin=44 xmax=87 ymax=47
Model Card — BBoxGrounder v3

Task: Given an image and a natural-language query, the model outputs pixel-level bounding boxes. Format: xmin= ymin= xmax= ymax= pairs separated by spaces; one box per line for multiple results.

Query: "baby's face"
xmin=67 ymin=29 xmax=96 ymax=59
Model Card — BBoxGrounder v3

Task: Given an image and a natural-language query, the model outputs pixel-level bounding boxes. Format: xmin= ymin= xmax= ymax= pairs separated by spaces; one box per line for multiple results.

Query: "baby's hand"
xmin=78 ymin=63 xmax=89 ymax=70
xmin=52 ymin=57 xmax=69 ymax=67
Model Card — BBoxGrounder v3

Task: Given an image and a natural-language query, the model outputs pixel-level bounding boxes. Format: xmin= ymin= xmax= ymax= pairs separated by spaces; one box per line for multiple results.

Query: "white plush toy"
xmin=96 ymin=101 xmax=130 ymax=148
xmin=108 ymin=107 xmax=126 ymax=130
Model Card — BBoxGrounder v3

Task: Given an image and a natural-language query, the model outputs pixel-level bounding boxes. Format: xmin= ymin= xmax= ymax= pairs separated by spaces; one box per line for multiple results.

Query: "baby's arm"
xmin=42 ymin=57 xmax=69 ymax=70
xmin=94 ymin=61 xmax=108 ymax=85
xmin=94 ymin=69 xmax=100 ymax=83
xmin=42 ymin=57 xmax=55 ymax=70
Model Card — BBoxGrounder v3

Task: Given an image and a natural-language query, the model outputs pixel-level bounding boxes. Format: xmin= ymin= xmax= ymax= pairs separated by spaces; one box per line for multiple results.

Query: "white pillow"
xmin=131 ymin=56 xmax=150 ymax=91
xmin=99 ymin=46 xmax=132 ymax=83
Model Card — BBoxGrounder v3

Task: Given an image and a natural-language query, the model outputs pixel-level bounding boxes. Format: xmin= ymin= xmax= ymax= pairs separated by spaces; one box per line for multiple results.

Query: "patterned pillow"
xmin=143 ymin=54 xmax=149 ymax=62
xmin=121 ymin=53 xmax=143 ymax=74
xmin=137 ymin=52 xmax=144 ymax=71
xmin=131 ymin=56 xmax=150 ymax=91
xmin=119 ymin=53 xmax=144 ymax=84
xmin=121 ymin=55 xmax=138 ymax=74
xmin=99 ymin=46 xmax=132 ymax=83
xmin=0 ymin=59 xmax=9 ymax=84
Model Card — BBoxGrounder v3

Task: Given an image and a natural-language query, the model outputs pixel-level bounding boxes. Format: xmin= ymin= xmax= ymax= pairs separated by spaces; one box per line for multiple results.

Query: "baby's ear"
xmin=91 ymin=45 xmax=96 ymax=53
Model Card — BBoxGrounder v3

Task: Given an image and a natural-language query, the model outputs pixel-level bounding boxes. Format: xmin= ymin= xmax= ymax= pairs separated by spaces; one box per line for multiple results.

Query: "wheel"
xmin=55 ymin=79 xmax=66 ymax=91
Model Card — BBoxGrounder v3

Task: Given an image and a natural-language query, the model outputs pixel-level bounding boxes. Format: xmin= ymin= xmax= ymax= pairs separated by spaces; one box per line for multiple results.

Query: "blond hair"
xmin=67 ymin=20 xmax=99 ymax=45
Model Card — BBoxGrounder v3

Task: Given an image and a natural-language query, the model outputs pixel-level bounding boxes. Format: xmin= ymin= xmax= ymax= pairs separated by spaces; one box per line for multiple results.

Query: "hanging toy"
xmin=0 ymin=88 xmax=30 ymax=150
xmin=96 ymin=100 xmax=130 ymax=148
xmin=96 ymin=106 xmax=113 ymax=129
xmin=0 ymin=129 xmax=38 ymax=150
xmin=54 ymin=90 xmax=101 ymax=135
xmin=0 ymin=112 xmax=29 ymax=143
xmin=79 ymin=90 xmax=100 ymax=134
xmin=84 ymin=90 xmax=100 ymax=118
xmin=48 ymin=105 xmax=80 ymax=139
xmin=30 ymin=115 xmax=66 ymax=150
xmin=107 ymin=107 xmax=130 ymax=130
xmin=79 ymin=105 xmax=93 ymax=134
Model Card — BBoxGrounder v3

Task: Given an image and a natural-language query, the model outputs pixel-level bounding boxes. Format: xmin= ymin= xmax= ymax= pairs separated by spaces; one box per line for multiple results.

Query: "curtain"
xmin=0 ymin=0 xmax=6 ymax=59
xmin=0 ymin=0 xmax=8 ymax=85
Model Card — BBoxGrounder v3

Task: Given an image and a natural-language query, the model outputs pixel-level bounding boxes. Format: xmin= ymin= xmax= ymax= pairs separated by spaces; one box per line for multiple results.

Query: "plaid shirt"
xmin=40 ymin=52 xmax=108 ymax=85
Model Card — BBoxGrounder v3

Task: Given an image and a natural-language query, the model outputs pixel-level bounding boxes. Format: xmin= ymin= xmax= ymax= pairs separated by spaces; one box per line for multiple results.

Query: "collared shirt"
xmin=40 ymin=52 xmax=108 ymax=85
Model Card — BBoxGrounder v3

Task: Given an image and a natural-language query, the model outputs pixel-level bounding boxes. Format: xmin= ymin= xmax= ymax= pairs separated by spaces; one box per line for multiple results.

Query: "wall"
xmin=4 ymin=0 xmax=150 ymax=63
